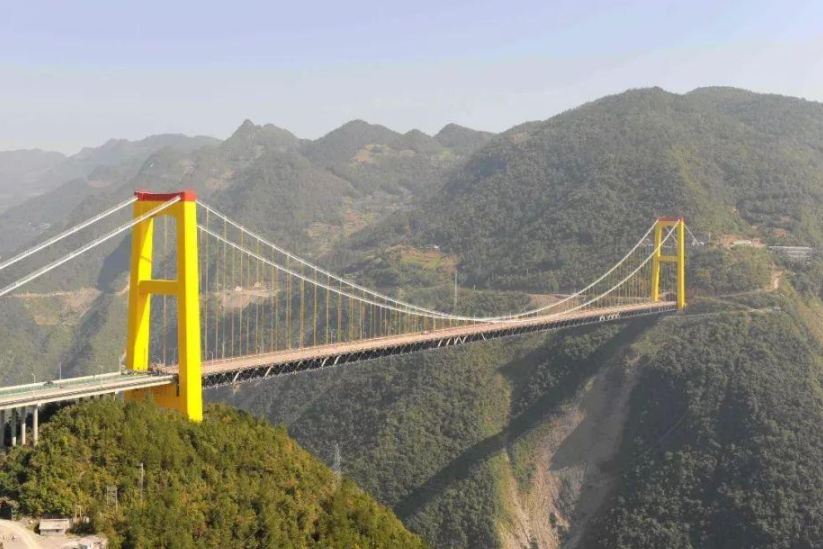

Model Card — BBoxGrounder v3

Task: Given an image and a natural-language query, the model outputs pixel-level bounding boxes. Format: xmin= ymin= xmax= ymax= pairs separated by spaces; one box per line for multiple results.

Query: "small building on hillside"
xmin=38 ymin=518 xmax=70 ymax=536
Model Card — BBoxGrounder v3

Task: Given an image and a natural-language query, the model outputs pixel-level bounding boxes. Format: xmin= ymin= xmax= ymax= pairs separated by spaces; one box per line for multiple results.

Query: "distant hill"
xmin=0 ymin=400 xmax=428 ymax=549
xmin=434 ymin=123 xmax=494 ymax=155
xmin=302 ymin=120 xmax=484 ymax=196
xmin=0 ymin=133 xmax=219 ymax=255
xmin=0 ymin=119 xmax=493 ymax=260
xmin=221 ymin=119 xmax=305 ymax=158
xmin=350 ymin=87 xmax=823 ymax=291
xmin=303 ymin=119 xmax=402 ymax=167
xmin=0 ymin=149 xmax=66 ymax=212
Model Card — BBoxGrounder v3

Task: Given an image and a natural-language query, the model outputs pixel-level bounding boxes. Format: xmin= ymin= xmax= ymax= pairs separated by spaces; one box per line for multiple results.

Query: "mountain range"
xmin=2 ymin=86 xmax=823 ymax=549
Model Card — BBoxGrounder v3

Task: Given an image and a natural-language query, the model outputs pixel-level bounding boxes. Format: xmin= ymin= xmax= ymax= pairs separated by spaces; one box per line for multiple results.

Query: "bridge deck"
xmin=0 ymin=372 xmax=175 ymax=412
xmin=187 ymin=300 xmax=677 ymax=387
xmin=0 ymin=301 xmax=676 ymax=410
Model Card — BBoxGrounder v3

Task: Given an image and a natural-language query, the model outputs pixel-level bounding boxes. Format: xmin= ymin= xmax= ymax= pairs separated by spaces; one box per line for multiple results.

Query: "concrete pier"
xmin=32 ymin=406 xmax=39 ymax=446
xmin=19 ymin=407 xmax=26 ymax=446
xmin=10 ymin=409 xmax=17 ymax=447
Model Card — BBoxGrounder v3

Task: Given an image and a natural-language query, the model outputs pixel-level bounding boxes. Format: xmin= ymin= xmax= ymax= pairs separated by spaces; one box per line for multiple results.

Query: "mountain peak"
xmin=227 ymin=119 xmax=260 ymax=141
xmin=391 ymin=129 xmax=444 ymax=155
xmin=303 ymin=120 xmax=401 ymax=166
xmin=340 ymin=119 xmax=372 ymax=129
xmin=223 ymin=119 xmax=301 ymax=157
xmin=434 ymin=123 xmax=494 ymax=154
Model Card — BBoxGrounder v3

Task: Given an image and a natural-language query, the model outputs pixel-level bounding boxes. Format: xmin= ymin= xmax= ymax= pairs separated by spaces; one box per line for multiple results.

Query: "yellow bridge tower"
xmin=650 ymin=216 xmax=686 ymax=310
xmin=124 ymin=191 xmax=203 ymax=422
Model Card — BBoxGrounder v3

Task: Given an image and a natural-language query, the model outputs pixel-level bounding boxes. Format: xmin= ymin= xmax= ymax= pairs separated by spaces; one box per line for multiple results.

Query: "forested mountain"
xmin=0 ymin=400 xmax=428 ymax=549
xmin=349 ymin=87 xmax=823 ymax=291
xmin=434 ymin=123 xmax=494 ymax=155
xmin=4 ymin=87 xmax=823 ymax=549
xmin=300 ymin=119 xmax=479 ymax=197
xmin=217 ymin=87 xmax=823 ymax=549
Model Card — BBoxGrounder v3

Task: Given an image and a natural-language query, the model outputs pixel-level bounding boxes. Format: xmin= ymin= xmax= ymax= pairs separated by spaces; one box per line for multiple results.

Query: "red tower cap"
xmin=134 ymin=190 xmax=197 ymax=202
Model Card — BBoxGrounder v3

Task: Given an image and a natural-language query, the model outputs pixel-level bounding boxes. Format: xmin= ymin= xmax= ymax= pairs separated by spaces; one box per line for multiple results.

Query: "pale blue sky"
xmin=2 ymin=0 xmax=822 ymax=153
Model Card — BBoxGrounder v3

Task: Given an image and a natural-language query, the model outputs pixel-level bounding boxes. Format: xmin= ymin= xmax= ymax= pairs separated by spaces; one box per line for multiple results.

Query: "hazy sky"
xmin=2 ymin=0 xmax=822 ymax=154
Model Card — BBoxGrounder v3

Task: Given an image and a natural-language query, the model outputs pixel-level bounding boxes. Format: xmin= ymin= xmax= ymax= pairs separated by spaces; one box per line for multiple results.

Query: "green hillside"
xmin=0 ymin=400 xmax=429 ymax=549
xmin=350 ymin=87 xmax=823 ymax=291
xmin=582 ymin=288 xmax=823 ymax=548
xmin=301 ymin=120 xmax=481 ymax=196
xmin=434 ymin=124 xmax=494 ymax=156
xmin=4 ymin=87 xmax=823 ymax=549
xmin=223 ymin=244 xmax=823 ymax=549
xmin=218 ymin=88 xmax=823 ymax=549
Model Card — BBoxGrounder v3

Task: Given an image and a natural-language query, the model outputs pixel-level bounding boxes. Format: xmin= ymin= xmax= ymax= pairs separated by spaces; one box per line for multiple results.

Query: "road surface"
xmin=0 ymin=520 xmax=43 ymax=549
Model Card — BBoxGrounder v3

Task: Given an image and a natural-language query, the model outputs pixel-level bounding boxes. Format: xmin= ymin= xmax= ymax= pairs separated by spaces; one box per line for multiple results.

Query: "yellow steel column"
xmin=176 ymin=198 xmax=202 ymax=420
xmin=125 ymin=201 xmax=154 ymax=373
xmin=677 ymin=219 xmax=686 ymax=310
xmin=650 ymin=220 xmax=663 ymax=302
xmin=649 ymin=217 xmax=687 ymax=310
xmin=124 ymin=191 xmax=203 ymax=422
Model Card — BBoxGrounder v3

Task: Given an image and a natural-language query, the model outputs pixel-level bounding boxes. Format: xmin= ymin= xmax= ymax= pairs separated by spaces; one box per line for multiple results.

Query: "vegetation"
xmin=5 ymin=87 xmax=823 ymax=549
xmin=218 ymin=88 xmax=823 ymax=548
xmin=0 ymin=400 xmax=428 ymax=549
xmin=584 ymin=290 xmax=823 ymax=548
xmin=433 ymin=124 xmax=494 ymax=156
xmin=300 ymin=120 xmax=483 ymax=197
xmin=688 ymin=247 xmax=772 ymax=295
xmin=220 ymin=335 xmax=535 ymax=548
xmin=350 ymin=87 xmax=823 ymax=292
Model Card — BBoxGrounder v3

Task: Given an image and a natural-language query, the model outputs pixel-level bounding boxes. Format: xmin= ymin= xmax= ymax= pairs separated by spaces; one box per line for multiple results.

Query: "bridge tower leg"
xmin=650 ymin=217 xmax=686 ymax=310
xmin=124 ymin=191 xmax=203 ymax=422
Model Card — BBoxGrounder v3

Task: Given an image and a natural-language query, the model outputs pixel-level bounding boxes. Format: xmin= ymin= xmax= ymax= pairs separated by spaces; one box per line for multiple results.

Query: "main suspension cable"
xmin=0 ymin=197 xmax=180 ymax=299
xmin=0 ymin=196 xmax=138 ymax=273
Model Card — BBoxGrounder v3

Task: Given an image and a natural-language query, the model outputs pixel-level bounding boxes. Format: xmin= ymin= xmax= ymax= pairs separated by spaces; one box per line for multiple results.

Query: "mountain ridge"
xmin=345 ymin=86 xmax=823 ymax=291
xmin=5 ymin=87 xmax=823 ymax=549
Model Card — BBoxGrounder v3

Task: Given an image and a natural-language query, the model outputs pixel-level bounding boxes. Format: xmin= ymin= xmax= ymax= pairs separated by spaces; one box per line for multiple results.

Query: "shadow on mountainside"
xmin=394 ymin=317 xmax=658 ymax=520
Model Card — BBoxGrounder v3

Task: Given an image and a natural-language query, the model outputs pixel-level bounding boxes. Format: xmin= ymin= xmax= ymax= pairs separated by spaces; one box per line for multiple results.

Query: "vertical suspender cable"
xmin=286 ymin=256 xmax=292 ymax=349
xmin=219 ymin=219 xmax=226 ymax=358
xmin=239 ymin=231 xmax=245 ymax=356
xmin=299 ymin=265 xmax=305 ymax=348
xmin=162 ymin=217 xmax=168 ymax=365
xmin=326 ymin=273 xmax=330 ymax=345
xmin=256 ymin=239 xmax=261 ymax=353
xmin=313 ymin=269 xmax=318 ymax=347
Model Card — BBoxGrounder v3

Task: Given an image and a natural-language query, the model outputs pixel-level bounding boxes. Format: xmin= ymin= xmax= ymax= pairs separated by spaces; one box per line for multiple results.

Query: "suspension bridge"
xmin=0 ymin=190 xmax=686 ymax=447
